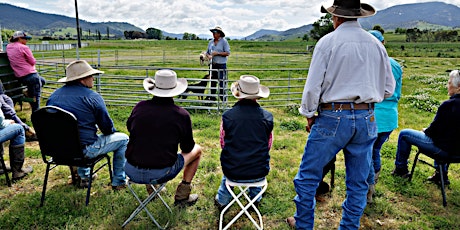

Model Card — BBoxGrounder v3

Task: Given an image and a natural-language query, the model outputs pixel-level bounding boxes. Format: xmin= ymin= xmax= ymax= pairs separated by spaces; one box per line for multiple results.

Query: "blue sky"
xmin=0 ymin=0 xmax=459 ymax=37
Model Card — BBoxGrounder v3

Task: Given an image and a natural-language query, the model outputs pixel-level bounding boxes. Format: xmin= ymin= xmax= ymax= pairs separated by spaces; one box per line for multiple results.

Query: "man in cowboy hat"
xmin=205 ymin=26 xmax=230 ymax=102
xmin=46 ymin=60 xmax=129 ymax=190
xmin=125 ymin=69 xmax=202 ymax=206
xmin=287 ymin=0 xmax=395 ymax=229
xmin=214 ymin=75 xmax=273 ymax=210
xmin=6 ymin=31 xmax=46 ymax=112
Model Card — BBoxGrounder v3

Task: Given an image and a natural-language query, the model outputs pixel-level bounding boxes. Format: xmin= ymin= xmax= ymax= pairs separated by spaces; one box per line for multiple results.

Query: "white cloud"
xmin=1 ymin=0 xmax=460 ymax=37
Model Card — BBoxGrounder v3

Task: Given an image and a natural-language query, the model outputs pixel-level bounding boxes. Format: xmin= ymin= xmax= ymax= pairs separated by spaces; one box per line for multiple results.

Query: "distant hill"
xmin=247 ymin=1 xmax=460 ymax=41
xmin=359 ymin=1 xmax=460 ymax=30
xmin=0 ymin=3 xmax=143 ymax=37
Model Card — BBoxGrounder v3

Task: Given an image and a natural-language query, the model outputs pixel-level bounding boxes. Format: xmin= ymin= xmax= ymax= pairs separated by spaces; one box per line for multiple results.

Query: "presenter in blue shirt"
xmin=47 ymin=60 xmax=129 ymax=190
xmin=206 ymin=26 xmax=230 ymax=102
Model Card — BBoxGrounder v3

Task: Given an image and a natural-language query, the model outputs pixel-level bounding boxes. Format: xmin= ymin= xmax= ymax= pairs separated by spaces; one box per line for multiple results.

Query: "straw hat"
xmin=210 ymin=26 xmax=225 ymax=37
xmin=143 ymin=69 xmax=188 ymax=97
xmin=321 ymin=0 xmax=376 ymax=18
xmin=58 ymin=60 xmax=104 ymax=83
xmin=231 ymin=75 xmax=270 ymax=99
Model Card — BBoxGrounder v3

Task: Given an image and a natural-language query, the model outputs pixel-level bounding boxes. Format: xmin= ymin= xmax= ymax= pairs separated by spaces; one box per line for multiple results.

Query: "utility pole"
xmin=74 ymin=0 xmax=81 ymax=48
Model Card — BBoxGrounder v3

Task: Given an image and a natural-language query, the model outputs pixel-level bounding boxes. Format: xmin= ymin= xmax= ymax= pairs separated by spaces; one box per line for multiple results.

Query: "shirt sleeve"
xmin=180 ymin=112 xmax=195 ymax=153
xmin=22 ymin=46 xmax=36 ymax=66
xmin=92 ymin=95 xmax=116 ymax=135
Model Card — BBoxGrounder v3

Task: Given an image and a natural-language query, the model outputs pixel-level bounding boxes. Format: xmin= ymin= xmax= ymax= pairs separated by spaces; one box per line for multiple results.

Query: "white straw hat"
xmin=231 ymin=75 xmax=270 ymax=99
xmin=143 ymin=69 xmax=188 ymax=97
xmin=58 ymin=60 xmax=103 ymax=83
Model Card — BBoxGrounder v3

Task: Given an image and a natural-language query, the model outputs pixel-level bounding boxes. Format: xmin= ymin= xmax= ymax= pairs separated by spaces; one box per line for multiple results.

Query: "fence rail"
xmin=35 ymin=49 xmax=308 ymax=112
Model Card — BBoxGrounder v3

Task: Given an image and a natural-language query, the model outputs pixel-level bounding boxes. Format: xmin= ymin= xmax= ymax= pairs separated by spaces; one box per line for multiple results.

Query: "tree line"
xmin=123 ymin=27 xmax=206 ymax=40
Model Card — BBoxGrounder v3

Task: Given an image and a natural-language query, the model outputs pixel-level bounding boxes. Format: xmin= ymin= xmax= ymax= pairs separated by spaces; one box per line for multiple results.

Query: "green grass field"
xmin=1 ymin=38 xmax=460 ymax=229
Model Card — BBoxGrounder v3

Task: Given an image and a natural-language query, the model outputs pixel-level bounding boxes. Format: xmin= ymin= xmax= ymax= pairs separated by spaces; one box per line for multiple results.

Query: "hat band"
xmin=153 ymin=82 xmax=177 ymax=90
xmin=237 ymin=83 xmax=258 ymax=95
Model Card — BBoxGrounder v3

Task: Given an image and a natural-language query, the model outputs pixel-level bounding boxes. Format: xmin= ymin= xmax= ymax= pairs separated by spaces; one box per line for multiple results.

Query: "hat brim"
xmin=143 ymin=77 xmax=188 ymax=97
xmin=231 ymin=82 xmax=270 ymax=99
xmin=57 ymin=69 xmax=104 ymax=83
xmin=210 ymin=29 xmax=225 ymax=37
xmin=321 ymin=3 xmax=376 ymax=18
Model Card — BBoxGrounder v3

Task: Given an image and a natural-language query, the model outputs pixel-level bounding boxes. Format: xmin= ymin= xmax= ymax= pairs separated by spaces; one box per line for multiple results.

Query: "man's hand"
xmin=305 ymin=115 xmax=317 ymax=133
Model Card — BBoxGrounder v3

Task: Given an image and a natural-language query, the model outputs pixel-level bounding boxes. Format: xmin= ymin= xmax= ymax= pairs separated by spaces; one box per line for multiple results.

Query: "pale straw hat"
xmin=143 ymin=69 xmax=188 ymax=97
xmin=231 ymin=75 xmax=270 ymax=99
xmin=58 ymin=60 xmax=103 ymax=83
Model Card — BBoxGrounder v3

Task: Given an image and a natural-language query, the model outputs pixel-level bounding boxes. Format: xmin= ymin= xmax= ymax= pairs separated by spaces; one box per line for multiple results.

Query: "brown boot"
xmin=367 ymin=184 xmax=375 ymax=204
xmin=9 ymin=144 xmax=33 ymax=182
xmin=174 ymin=181 xmax=198 ymax=206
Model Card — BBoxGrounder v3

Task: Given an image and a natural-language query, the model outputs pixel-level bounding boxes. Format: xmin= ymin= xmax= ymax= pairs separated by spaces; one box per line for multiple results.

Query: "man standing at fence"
xmin=286 ymin=0 xmax=395 ymax=229
xmin=206 ymin=26 xmax=230 ymax=102
xmin=6 ymin=31 xmax=45 ymax=112
xmin=47 ymin=60 xmax=129 ymax=190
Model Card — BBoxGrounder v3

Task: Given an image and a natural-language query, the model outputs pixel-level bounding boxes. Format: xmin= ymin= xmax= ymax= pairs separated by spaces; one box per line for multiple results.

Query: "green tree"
xmin=372 ymin=25 xmax=385 ymax=34
xmin=146 ymin=27 xmax=163 ymax=40
xmin=309 ymin=13 xmax=334 ymax=41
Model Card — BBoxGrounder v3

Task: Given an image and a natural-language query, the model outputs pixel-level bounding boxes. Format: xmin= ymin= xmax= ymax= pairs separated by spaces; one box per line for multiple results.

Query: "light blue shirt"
xmin=299 ymin=21 xmax=395 ymax=118
xmin=375 ymin=57 xmax=403 ymax=132
xmin=207 ymin=37 xmax=230 ymax=64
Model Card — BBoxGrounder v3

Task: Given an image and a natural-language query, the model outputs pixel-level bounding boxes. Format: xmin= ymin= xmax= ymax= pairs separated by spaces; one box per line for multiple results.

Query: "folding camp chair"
xmin=219 ymin=178 xmax=268 ymax=230
xmin=31 ymin=106 xmax=113 ymax=206
xmin=409 ymin=148 xmax=460 ymax=207
xmin=122 ymin=178 xmax=172 ymax=229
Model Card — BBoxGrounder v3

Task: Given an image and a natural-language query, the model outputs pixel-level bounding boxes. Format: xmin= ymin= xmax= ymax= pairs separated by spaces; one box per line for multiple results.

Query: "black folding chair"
xmin=409 ymin=149 xmax=460 ymax=207
xmin=0 ymin=144 xmax=12 ymax=187
xmin=31 ymin=106 xmax=113 ymax=206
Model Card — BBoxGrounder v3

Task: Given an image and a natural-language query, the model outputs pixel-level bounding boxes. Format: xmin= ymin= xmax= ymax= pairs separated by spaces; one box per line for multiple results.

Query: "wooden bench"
xmin=0 ymin=52 xmax=34 ymax=109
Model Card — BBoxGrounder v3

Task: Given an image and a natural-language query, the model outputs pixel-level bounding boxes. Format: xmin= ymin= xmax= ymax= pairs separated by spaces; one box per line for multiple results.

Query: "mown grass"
xmin=1 ymin=39 xmax=460 ymax=229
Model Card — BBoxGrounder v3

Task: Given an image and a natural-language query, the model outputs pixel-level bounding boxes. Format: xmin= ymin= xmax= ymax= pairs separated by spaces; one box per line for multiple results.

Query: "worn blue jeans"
xmin=124 ymin=154 xmax=184 ymax=185
xmin=19 ymin=72 xmax=46 ymax=111
xmin=293 ymin=108 xmax=376 ymax=230
xmin=216 ymin=176 xmax=265 ymax=206
xmin=395 ymin=129 xmax=448 ymax=170
xmin=367 ymin=131 xmax=392 ymax=185
xmin=0 ymin=123 xmax=25 ymax=146
xmin=79 ymin=132 xmax=129 ymax=186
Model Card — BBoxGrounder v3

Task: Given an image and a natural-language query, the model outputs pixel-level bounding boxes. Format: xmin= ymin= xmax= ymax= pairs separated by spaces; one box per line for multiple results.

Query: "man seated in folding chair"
xmin=215 ymin=75 xmax=273 ymax=213
xmin=46 ymin=60 xmax=129 ymax=190
xmin=392 ymin=69 xmax=460 ymax=184
xmin=125 ymin=69 xmax=202 ymax=206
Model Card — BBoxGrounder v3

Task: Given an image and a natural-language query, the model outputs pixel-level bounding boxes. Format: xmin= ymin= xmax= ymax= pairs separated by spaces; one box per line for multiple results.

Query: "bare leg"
xmin=181 ymin=144 xmax=202 ymax=182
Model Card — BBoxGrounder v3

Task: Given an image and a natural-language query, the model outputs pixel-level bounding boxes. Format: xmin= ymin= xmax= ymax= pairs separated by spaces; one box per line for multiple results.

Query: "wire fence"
xmin=35 ymin=49 xmax=309 ymax=112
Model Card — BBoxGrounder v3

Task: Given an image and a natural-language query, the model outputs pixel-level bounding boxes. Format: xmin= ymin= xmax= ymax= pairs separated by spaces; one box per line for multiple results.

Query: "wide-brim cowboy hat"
xmin=143 ymin=69 xmax=188 ymax=97
xmin=321 ymin=0 xmax=376 ymax=18
xmin=231 ymin=75 xmax=270 ymax=99
xmin=210 ymin=26 xmax=225 ymax=37
xmin=58 ymin=60 xmax=104 ymax=83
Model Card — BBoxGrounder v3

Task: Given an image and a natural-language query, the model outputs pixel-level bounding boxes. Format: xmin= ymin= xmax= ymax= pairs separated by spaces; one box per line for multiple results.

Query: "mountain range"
xmin=0 ymin=2 xmax=459 ymax=41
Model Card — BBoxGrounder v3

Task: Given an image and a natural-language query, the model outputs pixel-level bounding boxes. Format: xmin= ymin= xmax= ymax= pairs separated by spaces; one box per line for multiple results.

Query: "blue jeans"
xmin=216 ymin=176 xmax=265 ymax=206
xmin=124 ymin=154 xmax=184 ymax=185
xmin=0 ymin=123 xmax=25 ymax=146
xmin=210 ymin=63 xmax=227 ymax=101
xmin=19 ymin=72 xmax=46 ymax=111
xmin=367 ymin=131 xmax=392 ymax=185
xmin=293 ymin=108 xmax=376 ymax=230
xmin=395 ymin=129 xmax=448 ymax=169
xmin=79 ymin=132 xmax=129 ymax=186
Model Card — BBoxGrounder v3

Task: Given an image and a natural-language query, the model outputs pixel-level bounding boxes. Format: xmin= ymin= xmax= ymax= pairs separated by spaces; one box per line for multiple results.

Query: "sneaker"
xmin=286 ymin=217 xmax=296 ymax=228
xmin=174 ymin=194 xmax=199 ymax=206
xmin=391 ymin=167 xmax=410 ymax=178
xmin=427 ymin=171 xmax=450 ymax=186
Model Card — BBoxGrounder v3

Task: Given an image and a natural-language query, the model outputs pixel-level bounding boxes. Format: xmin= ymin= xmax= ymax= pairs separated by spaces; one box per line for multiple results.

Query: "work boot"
xmin=9 ymin=144 xmax=33 ymax=182
xmin=374 ymin=170 xmax=381 ymax=184
xmin=367 ymin=184 xmax=375 ymax=204
xmin=25 ymin=127 xmax=38 ymax=142
xmin=174 ymin=181 xmax=198 ymax=206
xmin=427 ymin=171 xmax=450 ymax=186
xmin=391 ymin=167 xmax=410 ymax=178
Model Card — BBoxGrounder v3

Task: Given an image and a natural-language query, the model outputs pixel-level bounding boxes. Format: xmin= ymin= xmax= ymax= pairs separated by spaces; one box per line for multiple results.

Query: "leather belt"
xmin=320 ymin=102 xmax=374 ymax=110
